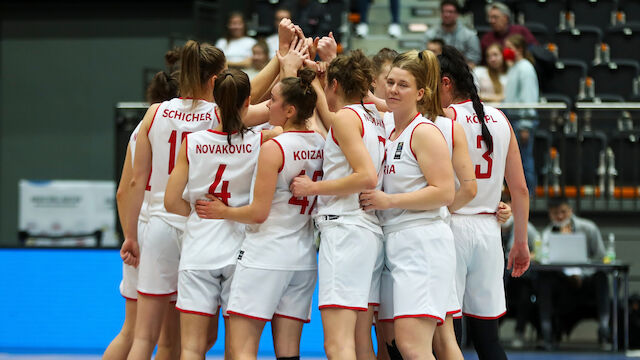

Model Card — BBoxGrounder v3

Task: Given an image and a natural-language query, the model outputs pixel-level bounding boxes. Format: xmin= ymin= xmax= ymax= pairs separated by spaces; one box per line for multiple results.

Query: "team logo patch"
xmin=394 ymin=142 xmax=404 ymax=159
xmin=237 ymin=250 xmax=244 ymax=260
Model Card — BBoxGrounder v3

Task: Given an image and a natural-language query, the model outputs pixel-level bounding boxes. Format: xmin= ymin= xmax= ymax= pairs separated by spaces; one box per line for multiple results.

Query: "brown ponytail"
xmin=391 ymin=50 xmax=445 ymax=119
xmin=180 ymin=40 xmax=226 ymax=98
xmin=280 ymin=68 xmax=318 ymax=126
xmin=328 ymin=49 xmax=373 ymax=102
xmin=213 ymin=69 xmax=250 ymax=145
xmin=146 ymin=71 xmax=179 ymax=104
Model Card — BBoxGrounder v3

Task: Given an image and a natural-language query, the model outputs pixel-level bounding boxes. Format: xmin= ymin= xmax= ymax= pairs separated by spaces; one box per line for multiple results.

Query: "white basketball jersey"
xmin=179 ymin=129 xmax=261 ymax=270
xmin=433 ymin=115 xmax=454 ymax=158
xmin=147 ymin=98 xmax=219 ymax=229
xmin=380 ymin=114 xmax=444 ymax=231
xmin=448 ymin=100 xmax=511 ymax=214
xmin=383 ymin=111 xmax=394 ymax=138
xmin=240 ymin=131 xmax=325 ymax=271
xmin=129 ymin=122 xmax=150 ymax=223
xmin=316 ymin=103 xmax=386 ymax=233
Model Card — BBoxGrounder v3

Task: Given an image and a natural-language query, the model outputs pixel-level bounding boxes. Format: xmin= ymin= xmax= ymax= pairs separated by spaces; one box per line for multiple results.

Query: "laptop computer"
xmin=547 ymin=233 xmax=589 ymax=263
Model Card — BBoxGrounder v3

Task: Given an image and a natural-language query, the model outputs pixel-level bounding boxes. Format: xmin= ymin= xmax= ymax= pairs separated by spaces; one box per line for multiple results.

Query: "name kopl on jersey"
xmin=195 ymin=143 xmax=253 ymax=154
xmin=465 ymin=113 xmax=498 ymax=124
xmin=293 ymin=149 xmax=323 ymax=161
xmin=163 ymin=109 xmax=213 ymax=122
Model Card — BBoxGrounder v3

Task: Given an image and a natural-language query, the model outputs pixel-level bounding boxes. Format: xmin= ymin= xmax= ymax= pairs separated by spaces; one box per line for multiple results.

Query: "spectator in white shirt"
xmin=215 ymin=12 xmax=257 ymax=69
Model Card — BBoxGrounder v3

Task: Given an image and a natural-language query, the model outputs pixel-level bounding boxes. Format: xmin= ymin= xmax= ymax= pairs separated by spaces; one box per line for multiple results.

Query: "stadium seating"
xmin=525 ymin=22 xmax=552 ymax=45
xmin=542 ymin=59 xmax=588 ymax=101
xmin=570 ymin=0 xmax=617 ymax=31
xmin=589 ymin=59 xmax=640 ymax=100
xmin=554 ymin=130 xmax=608 ymax=192
xmin=518 ymin=0 xmax=567 ymax=33
xmin=605 ymin=23 xmax=640 ymax=64
xmin=555 ymin=26 xmax=602 ymax=64
xmin=610 ymin=130 xmax=640 ymax=198
xmin=619 ymin=0 xmax=640 ymax=23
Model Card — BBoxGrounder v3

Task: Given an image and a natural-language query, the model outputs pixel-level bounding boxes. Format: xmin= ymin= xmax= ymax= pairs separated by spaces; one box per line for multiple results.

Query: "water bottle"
xmin=604 ymin=233 xmax=616 ymax=264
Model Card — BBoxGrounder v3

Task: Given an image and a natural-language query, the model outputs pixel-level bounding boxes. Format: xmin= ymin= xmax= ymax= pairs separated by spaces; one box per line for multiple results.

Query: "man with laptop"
xmin=536 ymin=197 xmax=609 ymax=350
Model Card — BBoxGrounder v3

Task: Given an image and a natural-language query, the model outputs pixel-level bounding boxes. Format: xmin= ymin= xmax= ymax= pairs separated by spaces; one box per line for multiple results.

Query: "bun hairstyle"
xmin=279 ymin=68 xmax=318 ymax=126
xmin=391 ymin=50 xmax=445 ymax=119
xmin=213 ymin=69 xmax=250 ymax=145
xmin=328 ymin=49 xmax=373 ymax=103
xmin=164 ymin=47 xmax=181 ymax=73
xmin=438 ymin=45 xmax=492 ymax=153
xmin=180 ymin=40 xmax=226 ymax=98
xmin=146 ymin=71 xmax=179 ymax=104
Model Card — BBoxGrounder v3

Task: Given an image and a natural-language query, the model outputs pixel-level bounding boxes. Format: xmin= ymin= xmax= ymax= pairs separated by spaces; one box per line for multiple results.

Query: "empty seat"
xmin=619 ymin=0 xmax=640 ymax=22
xmin=555 ymin=26 xmax=602 ymax=64
xmin=542 ymin=58 xmax=588 ymax=100
xmin=554 ymin=130 xmax=608 ymax=190
xmin=570 ymin=0 xmax=617 ymax=31
xmin=578 ymin=95 xmax=625 ymax=133
xmin=518 ymin=0 xmax=567 ymax=32
xmin=605 ymin=23 xmax=640 ymax=63
xmin=610 ymin=130 xmax=640 ymax=197
xmin=589 ymin=59 xmax=640 ymax=100
xmin=534 ymin=129 xmax=554 ymax=191
xmin=466 ymin=0 xmax=490 ymax=28
xmin=525 ymin=22 xmax=552 ymax=44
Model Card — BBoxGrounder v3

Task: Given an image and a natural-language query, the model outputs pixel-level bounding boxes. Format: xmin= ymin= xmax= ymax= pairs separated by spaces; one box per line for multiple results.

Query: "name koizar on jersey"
xmin=293 ymin=149 xmax=323 ymax=161
xmin=195 ymin=143 xmax=254 ymax=154
xmin=163 ymin=109 xmax=213 ymax=122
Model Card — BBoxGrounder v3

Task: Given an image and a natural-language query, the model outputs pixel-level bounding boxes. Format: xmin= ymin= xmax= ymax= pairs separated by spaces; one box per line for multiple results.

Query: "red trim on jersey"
xmin=391 ymin=112 xmax=421 ymax=140
xmin=319 ymin=304 xmax=368 ymax=312
xmin=176 ymin=306 xmax=214 ymax=317
xmin=450 ymin=106 xmax=457 ymax=121
xmin=330 ymin=127 xmax=339 ymax=146
xmin=273 ymin=313 xmax=311 ymax=323
xmin=343 ymin=107 xmax=365 ymax=138
xmin=214 ymin=106 xmax=221 ymax=124
xmin=394 ymin=313 xmax=444 ymax=324
xmin=409 ymin=122 xmax=438 ymax=160
xmin=462 ymin=311 xmax=506 ymax=320
xmin=368 ymin=302 xmax=380 ymax=307
xmin=451 ymin=118 xmax=455 ymax=150
xmin=454 ymin=99 xmax=472 ymax=105
xmin=227 ymin=310 xmax=271 ymax=322
xmin=378 ymin=318 xmax=394 ymax=322
xmin=147 ymin=104 xmax=162 ymax=135
xmin=260 ymin=131 xmax=264 ymax=145
xmin=362 ymin=102 xmax=375 ymax=105
xmin=446 ymin=309 xmax=461 ymax=315
xmin=184 ymin=135 xmax=189 ymax=165
xmin=170 ymin=300 xmax=177 ymax=304
xmin=137 ymin=290 xmax=177 ymax=297
xmin=122 ymin=295 xmax=137 ymax=301
xmin=272 ymin=139 xmax=285 ymax=173
xmin=207 ymin=129 xmax=238 ymax=135
xmin=453 ymin=314 xmax=462 ymax=319
xmin=453 ymin=211 xmax=497 ymax=216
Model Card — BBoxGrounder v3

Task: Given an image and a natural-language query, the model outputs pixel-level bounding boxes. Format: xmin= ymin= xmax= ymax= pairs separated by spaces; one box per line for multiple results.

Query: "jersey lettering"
xmin=208 ymin=164 xmax=231 ymax=205
xmin=474 ymin=135 xmax=493 ymax=179
xmin=289 ymin=170 xmax=323 ymax=214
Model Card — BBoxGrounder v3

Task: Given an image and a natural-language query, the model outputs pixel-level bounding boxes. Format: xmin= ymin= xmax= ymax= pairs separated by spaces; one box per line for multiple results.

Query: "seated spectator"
xmin=266 ymin=8 xmax=292 ymax=58
xmin=501 ymin=195 xmax=540 ymax=348
xmin=481 ymin=2 xmax=538 ymax=60
xmin=427 ymin=38 xmax=444 ymax=55
xmin=474 ymin=43 xmax=507 ymax=102
xmin=503 ymin=34 xmax=539 ymax=195
xmin=425 ymin=0 xmax=480 ymax=66
xmin=535 ymin=197 xmax=610 ymax=350
xmin=355 ymin=0 xmax=401 ymax=38
xmin=215 ymin=12 xmax=257 ymax=69
xmin=244 ymin=41 xmax=270 ymax=80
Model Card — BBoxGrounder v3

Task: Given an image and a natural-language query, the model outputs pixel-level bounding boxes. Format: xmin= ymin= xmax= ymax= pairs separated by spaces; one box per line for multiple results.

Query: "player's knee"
xmin=323 ymin=336 xmax=353 ymax=358
xmin=385 ymin=340 xmax=404 ymax=360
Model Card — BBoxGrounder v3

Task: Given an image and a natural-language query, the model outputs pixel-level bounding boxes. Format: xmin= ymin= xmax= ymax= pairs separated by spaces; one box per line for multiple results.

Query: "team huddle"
xmin=106 ymin=18 xmax=531 ymax=360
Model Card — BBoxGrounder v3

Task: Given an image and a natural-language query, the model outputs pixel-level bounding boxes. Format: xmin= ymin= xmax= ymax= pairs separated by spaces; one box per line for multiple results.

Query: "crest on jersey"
xmin=394 ymin=142 xmax=404 ymax=159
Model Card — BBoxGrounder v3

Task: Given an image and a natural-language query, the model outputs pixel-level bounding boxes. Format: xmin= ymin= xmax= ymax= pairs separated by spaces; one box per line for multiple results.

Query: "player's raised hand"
xmin=278 ymin=18 xmax=297 ymax=57
xmin=317 ymin=32 xmax=338 ymax=62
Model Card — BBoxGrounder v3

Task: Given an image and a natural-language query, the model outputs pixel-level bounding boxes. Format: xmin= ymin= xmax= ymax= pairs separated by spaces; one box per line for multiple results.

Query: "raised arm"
xmin=504 ymin=124 xmax=530 ymax=277
xmin=164 ymin=141 xmax=190 ymax=217
xmin=291 ymin=109 xmax=377 ymax=197
xmin=360 ymin=124 xmax=454 ymax=211
xmin=194 ymin=140 xmax=281 ymax=224
xmin=447 ymin=122 xmax=477 ymax=212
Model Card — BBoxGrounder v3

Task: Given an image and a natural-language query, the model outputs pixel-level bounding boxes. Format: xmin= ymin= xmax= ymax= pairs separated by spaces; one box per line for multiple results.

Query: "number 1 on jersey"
xmin=168 ymin=130 xmax=192 ymax=174
xmin=289 ymin=170 xmax=323 ymax=214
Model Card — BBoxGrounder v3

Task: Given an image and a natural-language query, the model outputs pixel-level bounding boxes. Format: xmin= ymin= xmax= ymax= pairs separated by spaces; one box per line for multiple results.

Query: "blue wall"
xmin=0 ymin=249 xmax=343 ymax=356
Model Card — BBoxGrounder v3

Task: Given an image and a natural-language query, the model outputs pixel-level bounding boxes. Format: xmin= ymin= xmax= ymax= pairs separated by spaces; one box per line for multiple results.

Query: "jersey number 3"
xmin=289 ymin=170 xmax=323 ymax=214
xmin=475 ymin=135 xmax=493 ymax=179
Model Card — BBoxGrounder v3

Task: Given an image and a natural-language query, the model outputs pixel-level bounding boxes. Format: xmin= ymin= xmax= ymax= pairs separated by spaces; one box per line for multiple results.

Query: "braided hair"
xmin=438 ymin=45 xmax=493 ymax=153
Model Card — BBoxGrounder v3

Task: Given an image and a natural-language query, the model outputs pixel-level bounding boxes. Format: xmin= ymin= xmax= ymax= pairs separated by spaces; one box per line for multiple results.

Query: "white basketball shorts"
xmin=137 ymin=216 xmax=183 ymax=296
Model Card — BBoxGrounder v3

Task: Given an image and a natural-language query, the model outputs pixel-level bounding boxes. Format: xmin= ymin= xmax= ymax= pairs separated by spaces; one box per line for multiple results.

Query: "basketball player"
xmin=290 ymin=50 xmax=386 ymax=360
xmin=438 ymin=45 xmax=530 ymax=360
xmin=193 ymin=68 xmax=324 ymax=360
xmin=163 ymin=68 xmax=283 ymax=360
xmin=104 ymin=65 xmax=180 ymax=360
xmin=359 ymin=50 xmax=456 ymax=360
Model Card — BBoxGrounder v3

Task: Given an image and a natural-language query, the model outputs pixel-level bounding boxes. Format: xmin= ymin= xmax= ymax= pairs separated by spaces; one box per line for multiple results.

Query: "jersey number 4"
xmin=475 ymin=135 xmax=493 ymax=179
xmin=208 ymin=164 xmax=231 ymax=205
xmin=289 ymin=170 xmax=323 ymax=214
